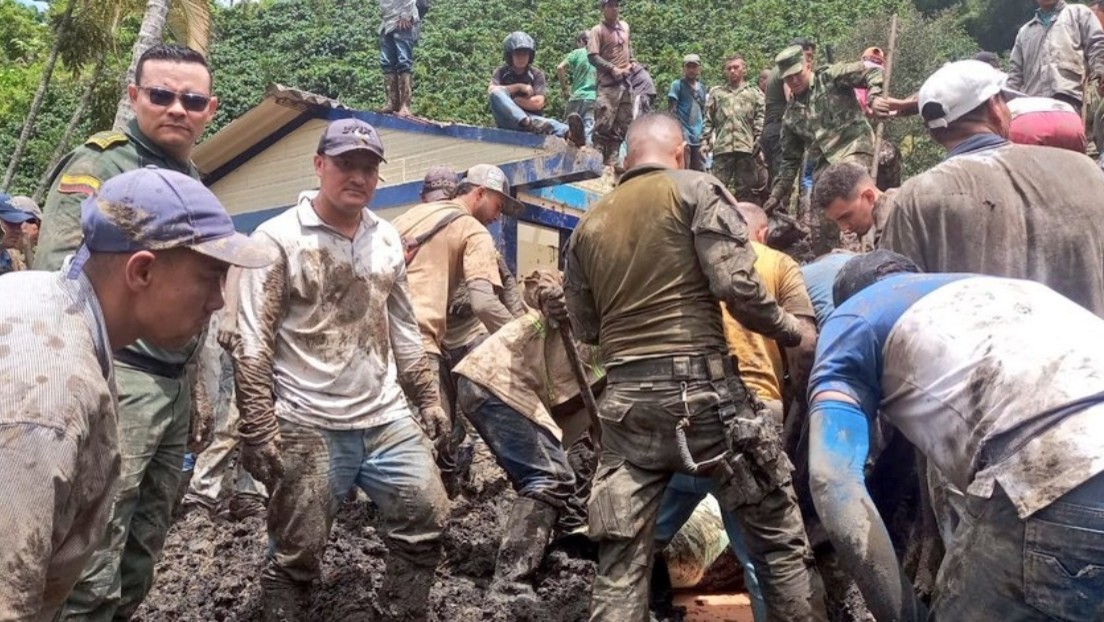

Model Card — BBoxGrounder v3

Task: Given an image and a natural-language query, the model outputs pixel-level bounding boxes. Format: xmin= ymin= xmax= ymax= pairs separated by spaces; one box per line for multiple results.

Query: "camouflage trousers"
xmin=593 ymin=83 xmax=634 ymax=166
xmin=588 ymin=356 xmax=826 ymax=622
xmin=712 ymin=152 xmax=760 ymax=204
xmin=62 ymin=364 xmax=192 ymax=621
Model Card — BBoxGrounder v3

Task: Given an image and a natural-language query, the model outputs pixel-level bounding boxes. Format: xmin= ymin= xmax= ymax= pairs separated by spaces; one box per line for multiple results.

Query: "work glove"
xmin=241 ymin=435 xmax=285 ymax=491
xmin=538 ymin=284 xmax=569 ymax=325
xmin=417 ymin=404 xmax=450 ymax=443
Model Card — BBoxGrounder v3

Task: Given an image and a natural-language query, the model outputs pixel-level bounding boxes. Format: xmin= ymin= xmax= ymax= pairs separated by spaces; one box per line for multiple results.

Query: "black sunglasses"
xmin=139 ymin=86 xmax=211 ymax=112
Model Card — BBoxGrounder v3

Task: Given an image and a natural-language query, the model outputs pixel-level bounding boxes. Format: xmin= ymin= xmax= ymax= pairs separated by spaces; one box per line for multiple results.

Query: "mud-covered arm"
xmin=469 ymin=279 xmax=514 ymax=333
xmin=235 ymin=234 xmax=288 ymax=445
xmin=563 ymin=237 xmax=601 ymax=345
xmin=498 ymin=255 xmax=528 ymax=317
xmin=689 ymin=178 xmax=802 ymax=346
xmin=389 ymin=261 xmax=441 ymax=413
xmin=809 ymin=398 xmax=923 ymax=622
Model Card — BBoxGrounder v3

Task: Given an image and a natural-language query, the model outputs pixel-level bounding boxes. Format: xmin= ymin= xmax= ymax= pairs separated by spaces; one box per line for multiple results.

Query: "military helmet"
xmin=504 ymin=31 xmax=536 ymax=65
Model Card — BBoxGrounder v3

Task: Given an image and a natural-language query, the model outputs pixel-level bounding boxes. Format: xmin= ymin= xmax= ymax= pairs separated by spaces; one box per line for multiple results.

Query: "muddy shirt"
xmin=1009 ymin=0 xmax=1104 ymax=102
xmin=453 ymin=310 xmax=603 ymax=440
xmin=587 ymin=19 xmax=632 ymax=87
xmin=810 ymin=274 xmax=1104 ymax=518
xmin=772 ymin=62 xmax=883 ymax=202
xmin=0 ymin=270 xmax=118 ymax=619
xmin=236 ymin=193 xmax=425 ymax=430
xmin=564 ymin=164 xmax=797 ymax=365
xmin=880 ymin=142 xmax=1104 ymax=317
xmin=723 ymin=242 xmax=814 ymax=403
xmin=393 ymin=201 xmax=502 ymax=355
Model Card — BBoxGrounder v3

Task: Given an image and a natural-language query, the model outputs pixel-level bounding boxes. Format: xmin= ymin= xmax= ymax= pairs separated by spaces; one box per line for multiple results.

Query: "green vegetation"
xmin=0 ymin=0 xmax=1025 ymax=195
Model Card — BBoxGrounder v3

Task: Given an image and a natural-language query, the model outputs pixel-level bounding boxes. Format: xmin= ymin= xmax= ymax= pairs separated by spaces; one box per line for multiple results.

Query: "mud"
xmin=134 ymin=463 xmax=599 ymax=622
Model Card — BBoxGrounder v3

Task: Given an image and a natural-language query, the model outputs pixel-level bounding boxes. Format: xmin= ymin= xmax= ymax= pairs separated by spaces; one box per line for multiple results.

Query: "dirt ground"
xmin=134 ymin=468 xmax=600 ymax=622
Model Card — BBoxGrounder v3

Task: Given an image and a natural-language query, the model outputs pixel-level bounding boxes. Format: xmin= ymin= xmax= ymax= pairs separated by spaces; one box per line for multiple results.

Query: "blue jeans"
xmin=489 ymin=89 xmax=569 ymax=137
xmin=929 ymin=471 xmax=1104 ymax=621
xmin=457 ymin=377 xmax=576 ymax=507
xmin=656 ymin=474 xmax=768 ymax=622
xmin=379 ymin=26 xmax=419 ymax=73
xmin=262 ymin=416 xmax=449 ymax=586
xmin=567 ymin=99 xmax=596 ymax=146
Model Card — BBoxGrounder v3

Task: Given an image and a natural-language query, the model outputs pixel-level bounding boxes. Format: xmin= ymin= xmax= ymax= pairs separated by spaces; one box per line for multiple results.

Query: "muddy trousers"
xmin=186 ymin=353 xmax=266 ymax=506
xmin=712 ymin=152 xmax=760 ymax=204
xmin=593 ymin=83 xmax=634 ymax=166
xmin=62 ymin=363 xmax=192 ymax=621
xmin=262 ymin=416 xmax=449 ymax=590
xmin=457 ymin=378 xmax=578 ymax=510
xmin=587 ymin=364 xmax=825 ymax=622
xmin=929 ymin=473 xmax=1104 ymax=621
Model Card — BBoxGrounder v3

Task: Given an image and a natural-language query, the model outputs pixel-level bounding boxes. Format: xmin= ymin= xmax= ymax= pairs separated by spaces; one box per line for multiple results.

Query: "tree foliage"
xmin=0 ymin=0 xmax=1031 ymax=194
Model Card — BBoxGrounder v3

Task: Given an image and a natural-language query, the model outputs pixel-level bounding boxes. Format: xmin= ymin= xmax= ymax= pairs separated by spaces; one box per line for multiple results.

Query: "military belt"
xmin=607 ymin=353 xmax=733 ymax=384
xmin=114 ymin=349 xmax=187 ymax=379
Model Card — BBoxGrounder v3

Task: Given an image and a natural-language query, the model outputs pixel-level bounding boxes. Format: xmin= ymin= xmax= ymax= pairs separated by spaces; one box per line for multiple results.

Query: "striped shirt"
xmin=236 ymin=192 xmax=425 ymax=430
xmin=0 ymin=270 xmax=119 ymax=619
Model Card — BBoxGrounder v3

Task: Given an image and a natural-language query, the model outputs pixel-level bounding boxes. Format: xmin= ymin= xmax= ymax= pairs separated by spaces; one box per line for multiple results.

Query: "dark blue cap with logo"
xmin=69 ymin=167 xmax=276 ymax=276
xmin=0 ymin=193 xmax=34 ymax=225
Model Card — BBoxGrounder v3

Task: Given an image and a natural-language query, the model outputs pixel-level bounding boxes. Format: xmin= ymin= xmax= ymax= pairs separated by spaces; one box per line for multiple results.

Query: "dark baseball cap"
xmin=0 ymin=194 xmax=34 ymax=225
xmin=317 ymin=118 xmax=387 ymax=161
xmin=69 ymin=167 xmax=276 ymax=276
xmin=421 ymin=165 xmax=460 ymax=201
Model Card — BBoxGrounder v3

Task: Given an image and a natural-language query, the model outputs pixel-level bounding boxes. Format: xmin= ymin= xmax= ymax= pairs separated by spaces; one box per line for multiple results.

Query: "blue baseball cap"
xmin=70 ymin=167 xmax=276 ymax=275
xmin=0 ymin=193 xmax=34 ymax=225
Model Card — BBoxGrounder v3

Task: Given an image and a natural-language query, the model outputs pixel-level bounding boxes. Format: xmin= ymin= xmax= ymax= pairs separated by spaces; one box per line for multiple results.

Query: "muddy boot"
xmin=489 ymin=497 xmax=559 ymax=602
xmin=396 ymin=72 xmax=413 ymax=116
xmin=262 ymin=582 xmax=309 ymax=622
xmin=522 ymin=117 xmax=556 ymax=135
xmin=377 ymin=551 xmax=438 ymax=621
xmin=224 ymin=493 xmax=266 ymax=521
xmin=378 ymin=73 xmax=398 ymax=113
xmin=566 ymin=112 xmax=586 ymax=147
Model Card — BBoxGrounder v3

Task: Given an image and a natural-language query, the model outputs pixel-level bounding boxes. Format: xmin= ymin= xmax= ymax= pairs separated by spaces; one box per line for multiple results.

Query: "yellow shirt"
xmin=723 ymin=242 xmax=815 ymax=402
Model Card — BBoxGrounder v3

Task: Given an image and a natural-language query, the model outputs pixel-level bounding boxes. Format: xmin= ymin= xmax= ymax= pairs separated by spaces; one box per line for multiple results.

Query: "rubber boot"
xmin=566 ymin=112 xmax=586 ymax=147
xmin=396 ymin=72 xmax=413 ymax=116
xmin=489 ymin=497 xmax=559 ymax=602
xmin=262 ymin=581 xmax=309 ymax=622
xmin=377 ymin=551 xmax=438 ymax=621
xmin=378 ymin=73 xmax=397 ymax=113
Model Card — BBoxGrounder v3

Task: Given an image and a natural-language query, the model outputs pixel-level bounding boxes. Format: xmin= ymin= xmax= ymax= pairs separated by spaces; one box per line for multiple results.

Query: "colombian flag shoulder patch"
xmin=57 ymin=173 xmax=101 ymax=196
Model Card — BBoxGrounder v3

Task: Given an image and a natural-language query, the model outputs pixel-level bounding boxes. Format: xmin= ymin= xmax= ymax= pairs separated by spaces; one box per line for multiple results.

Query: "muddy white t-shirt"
xmin=810 ymin=274 xmax=1104 ymax=518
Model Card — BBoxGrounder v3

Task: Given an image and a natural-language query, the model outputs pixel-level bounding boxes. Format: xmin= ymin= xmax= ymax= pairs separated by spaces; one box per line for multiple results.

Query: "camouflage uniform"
xmin=703 ymin=82 xmax=764 ymax=203
xmin=1086 ymin=86 xmax=1103 ymax=159
xmin=36 ymin=120 xmax=203 ymax=622
xmin=768 ymin=61 xmax=883 ymax=208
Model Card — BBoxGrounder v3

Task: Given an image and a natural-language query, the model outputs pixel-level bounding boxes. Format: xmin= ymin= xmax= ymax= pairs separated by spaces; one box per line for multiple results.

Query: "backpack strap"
xmin=403 ymin=210 xmax=468 ymax=264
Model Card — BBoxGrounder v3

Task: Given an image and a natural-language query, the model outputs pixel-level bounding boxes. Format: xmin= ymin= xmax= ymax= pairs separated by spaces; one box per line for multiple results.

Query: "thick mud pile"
xmin=134 ymin=472 xmax=597 ymax=622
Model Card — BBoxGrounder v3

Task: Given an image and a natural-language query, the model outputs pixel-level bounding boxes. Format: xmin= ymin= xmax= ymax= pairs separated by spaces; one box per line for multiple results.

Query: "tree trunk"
xmin=111 ymin=0 xmax=171 ymax=130
xmin=31 ymin=53 xmax=108 ymax=203
xmin=2 ymin=0 xmax=77 ymax=189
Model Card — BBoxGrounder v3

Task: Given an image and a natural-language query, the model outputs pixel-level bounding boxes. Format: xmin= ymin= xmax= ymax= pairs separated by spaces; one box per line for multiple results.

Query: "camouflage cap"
xmin=775 ymin=45 xmax=805 ymax=79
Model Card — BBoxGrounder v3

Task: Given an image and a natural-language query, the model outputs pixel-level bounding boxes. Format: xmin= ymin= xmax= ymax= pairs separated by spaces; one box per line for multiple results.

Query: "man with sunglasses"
xmin=32 ymin=43 xmax=221 ymax=621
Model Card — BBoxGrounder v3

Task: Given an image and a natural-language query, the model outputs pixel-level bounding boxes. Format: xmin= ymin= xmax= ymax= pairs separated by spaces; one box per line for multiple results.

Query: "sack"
xmin=402 ymin=210 xmax=465 ymax=264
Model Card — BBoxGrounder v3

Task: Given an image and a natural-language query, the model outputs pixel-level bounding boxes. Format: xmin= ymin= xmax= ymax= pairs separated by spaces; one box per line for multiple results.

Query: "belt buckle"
xmin=672 ymin=356 xmax=691 ymax=379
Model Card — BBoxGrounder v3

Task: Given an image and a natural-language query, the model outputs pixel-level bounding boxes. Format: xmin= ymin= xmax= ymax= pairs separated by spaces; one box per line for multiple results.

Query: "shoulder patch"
xmin=57 ymin=173 xmax=101 ymax=196
xmin=84 ymin=131 xmax=128 ymax=151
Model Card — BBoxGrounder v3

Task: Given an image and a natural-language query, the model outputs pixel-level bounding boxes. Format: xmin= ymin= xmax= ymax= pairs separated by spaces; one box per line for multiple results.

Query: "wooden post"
xmin=870 ymin=14 xmax=899 ymax=184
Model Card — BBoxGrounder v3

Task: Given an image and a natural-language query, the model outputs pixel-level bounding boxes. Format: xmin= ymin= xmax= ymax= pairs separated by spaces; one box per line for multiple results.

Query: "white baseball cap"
xmin=919 ymin=60 xmax=1024 ymax=129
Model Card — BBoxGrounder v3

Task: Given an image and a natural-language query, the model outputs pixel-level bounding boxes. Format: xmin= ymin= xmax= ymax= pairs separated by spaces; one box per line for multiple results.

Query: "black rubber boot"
xmin=377 ymin=551 xmax=439 ymax=621
xmin=262 ymin=581 xmax=309 ymax=622
xmin=566 ymin=112 xmax=586 ymax=147
xmin=489 ymin=497 xmax=559 ymax=601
